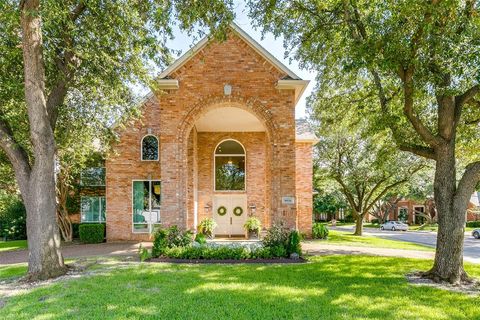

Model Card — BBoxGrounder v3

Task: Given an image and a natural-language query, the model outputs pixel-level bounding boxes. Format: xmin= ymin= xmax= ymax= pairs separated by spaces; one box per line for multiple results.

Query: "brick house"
xmin=102 ymin=23 xmax=317 ymax=241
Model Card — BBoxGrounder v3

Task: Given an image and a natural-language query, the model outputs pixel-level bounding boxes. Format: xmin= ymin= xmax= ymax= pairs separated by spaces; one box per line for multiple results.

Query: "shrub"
xmin=152 ymin=226 xmax=193 ymax=258
xmin=79 ymin=223 xmax=105 ymax=243
xmin=0 ymin=196 xmax=27 ymax=240
xmin=370 ymin=219 xmax=379 ymax=225
xmin=138 ymin=244 xmax=151 ymax=262
xmin=312 ymin=223 xmax=329 ymax=239
xmin=164 ymin=245 xmax=250 ymax=260
xmin=287 ymin=230 xmax=302 ymax=256
xmin=72 ymin=223 xmax=80 ymax=239
xmin=198 ymin=218 xmax=217 ymax=238
xmin=270 ymin=245 xmax=287 ymax=258
xmin=466 ymin=221 xmax=480 ymax=228
xmin=262 ymin=224 xmax=289 ymax=248
xmin=244 ymin=217 xmax=261 ymax=232
xmin=195 ymin=233 xmax=207 ymax=244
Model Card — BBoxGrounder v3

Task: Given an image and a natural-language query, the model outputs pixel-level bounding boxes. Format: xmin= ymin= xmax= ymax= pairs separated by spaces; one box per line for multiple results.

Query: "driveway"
xmin=334 ymin=226 xmax=480 ymax=264
xmin=0 ymin=242 xmax=152 ymax=265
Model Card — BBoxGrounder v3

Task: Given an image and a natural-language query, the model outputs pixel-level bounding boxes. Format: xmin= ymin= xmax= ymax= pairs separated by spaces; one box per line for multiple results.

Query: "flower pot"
xmin=247 ymin=230 xmax=259 ymax=240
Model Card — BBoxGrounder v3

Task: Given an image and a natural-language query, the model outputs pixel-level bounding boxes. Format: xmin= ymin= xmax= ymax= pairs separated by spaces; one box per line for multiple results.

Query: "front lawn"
xmin=317 ymin=230 xmax=434 ymax=251
xmin=0 ymin=240 xmax=27 ymax=252
xmin=0 ymin=256 xmax=479 ymax=319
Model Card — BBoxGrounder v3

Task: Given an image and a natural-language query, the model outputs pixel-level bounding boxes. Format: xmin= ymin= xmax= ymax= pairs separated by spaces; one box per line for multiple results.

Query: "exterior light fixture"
xmin=224 ymin=84 xmax=232 ymax=95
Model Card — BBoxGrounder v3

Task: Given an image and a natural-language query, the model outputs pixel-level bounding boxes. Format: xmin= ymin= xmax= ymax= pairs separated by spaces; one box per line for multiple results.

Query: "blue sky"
xmin=163 ymin=2 xmax=317 ymax=119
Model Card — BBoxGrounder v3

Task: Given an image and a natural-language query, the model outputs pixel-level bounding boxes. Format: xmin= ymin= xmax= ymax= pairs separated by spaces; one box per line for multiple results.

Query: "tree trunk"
xmin=20 ymin=0 xmax=66 ymax=280
xmin=354 ymin=214 xmax=363 ymax=236
xmin=22 ymin=162 xmax=67 ymax=281
xmin=425 ymin=144 xmax=468 ymax=284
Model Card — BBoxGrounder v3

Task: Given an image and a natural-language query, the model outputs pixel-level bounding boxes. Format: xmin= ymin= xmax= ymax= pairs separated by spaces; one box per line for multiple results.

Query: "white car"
xmin=380 ymin=221 xmax=408 ymax=231
xmin=473 ymin=229 xmax=480 ymax=239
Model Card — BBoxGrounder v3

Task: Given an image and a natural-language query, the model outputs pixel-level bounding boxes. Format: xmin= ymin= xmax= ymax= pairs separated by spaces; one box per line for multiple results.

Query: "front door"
xmin=213 ymin=195 xmax=247 ymax=237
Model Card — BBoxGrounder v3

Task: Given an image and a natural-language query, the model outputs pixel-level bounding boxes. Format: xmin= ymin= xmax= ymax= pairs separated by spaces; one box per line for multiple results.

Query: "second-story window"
xmin=141 ymin=135 xmax=159 ymax=161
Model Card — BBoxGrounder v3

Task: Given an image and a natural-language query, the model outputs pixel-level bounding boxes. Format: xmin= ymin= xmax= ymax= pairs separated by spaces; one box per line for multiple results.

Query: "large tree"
xmin=248 ymin=0 xmax=480 ymax=284
xmin=316 ymin=124 xmax=422 ymax=235
xmin=0 ymin=0 xmax=234 ymax=280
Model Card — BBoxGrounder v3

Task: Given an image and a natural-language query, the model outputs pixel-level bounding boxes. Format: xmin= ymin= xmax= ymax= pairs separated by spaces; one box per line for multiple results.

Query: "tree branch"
xmin=0 ymin=119 xmax=31 ymax=181
xmin=364 ymin=179 xmax=409 ymax=214
xmin=455 ymin=84 xmax=480 ymax=108
xmin=398 ymin=143 xmax=436 ymax=160
xmin=455 ymin=161 xmax=480 ymax=209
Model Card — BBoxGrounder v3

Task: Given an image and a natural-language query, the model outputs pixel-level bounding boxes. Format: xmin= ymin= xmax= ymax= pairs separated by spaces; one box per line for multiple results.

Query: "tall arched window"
xmin=141 ymin=135 xmax=159 ymax=161
xmin=214 ymin=140 xmax=245 ymax=191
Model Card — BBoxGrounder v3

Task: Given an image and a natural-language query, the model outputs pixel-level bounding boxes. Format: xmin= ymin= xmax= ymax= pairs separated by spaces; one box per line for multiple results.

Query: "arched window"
xmin=214 ymin=140 xmax=245 ymax=191
xmin=141 ymin=135 xmax=159 ymax=161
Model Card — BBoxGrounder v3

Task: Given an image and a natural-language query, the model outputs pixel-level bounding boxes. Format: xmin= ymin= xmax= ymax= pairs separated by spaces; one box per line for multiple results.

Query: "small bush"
xmin=262 ymin=224 xmax=289 ymax=248
xmin=198 ymin=218 xmax=217 ymax=238
xmin=138 ymin=244 xmax=151 ymax=262
xmin=0 ymin=197 xmax=27 ymax=240
xmin=466 ymin=221 xmax=480 ymax=228
xmin=287 ymin=230 xmax=302 ymax=256
xmin=312 ymin=223 xmax=329 ymax=239
xmin=152 ymin=226 xmax=193 ymax=258
xmin=79 ymin=224 xmax=105 ymax=243
xmin=72 ymin=223 xmax=80 ymax=239
xmin=270 ymin=245 xmax=287 ymax=258
xmin=195 ymin=233 xmax=207 ymax=244
xmin=370 ymin=219 xmax=379 ymax=225
xmin=164 ymin=245 xmax=250 ymax=260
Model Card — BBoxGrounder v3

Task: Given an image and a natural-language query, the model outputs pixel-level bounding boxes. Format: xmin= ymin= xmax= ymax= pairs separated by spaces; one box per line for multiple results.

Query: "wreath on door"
xmin=233 ymin=206 xmax=243 ymax=216
xmin=217 ymin=206 xmax=227 ymax=216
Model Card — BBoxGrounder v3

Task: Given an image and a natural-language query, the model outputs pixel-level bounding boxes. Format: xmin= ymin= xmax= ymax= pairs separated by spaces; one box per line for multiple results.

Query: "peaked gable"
xmin=158 ymin=22 xmax=300 ymax=80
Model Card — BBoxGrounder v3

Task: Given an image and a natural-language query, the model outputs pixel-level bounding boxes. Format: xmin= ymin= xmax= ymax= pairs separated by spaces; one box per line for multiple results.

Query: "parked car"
xmin=473 ymin=229 xmax=480 ymax=239
xmin=380 ymin=221 xmax=408 ymax=231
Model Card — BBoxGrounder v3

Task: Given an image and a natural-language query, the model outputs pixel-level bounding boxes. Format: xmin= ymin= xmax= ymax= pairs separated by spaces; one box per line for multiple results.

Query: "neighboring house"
xmin=467 ymin=191 xmax=480 ymax=221
xmin=366 ymin=193 xmax=480 ymax=224
xmin=103 ymin=23 xmax=317 ymax=241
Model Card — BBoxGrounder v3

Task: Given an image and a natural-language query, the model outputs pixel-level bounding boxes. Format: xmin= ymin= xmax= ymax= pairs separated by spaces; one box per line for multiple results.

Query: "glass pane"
xmin=150 ymin=181 xmax=161 ymax=223
xmin=91 ymin=197 xmax=100 ymax=222
xmin=81 ymin=197 xmax=93 ymax=222
xmin=100 ymin=197 xmax=106 ymax=222
xmin=133 ymin=181 xmax=146 ymax=224
xmin=215 ymin=140 xmax=244 ymax=154
xmin=215 ymin=156 xmax=245 ymax=191
xmin=142 ymin=136 xmax=158 ymax=160
xmin=80 ymin=167 xmax=105 ymax=186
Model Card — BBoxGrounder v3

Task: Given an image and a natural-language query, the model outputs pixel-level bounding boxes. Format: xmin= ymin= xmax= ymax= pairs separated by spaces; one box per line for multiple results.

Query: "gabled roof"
xmin=158 ymin=22 xmax=301 ymax=80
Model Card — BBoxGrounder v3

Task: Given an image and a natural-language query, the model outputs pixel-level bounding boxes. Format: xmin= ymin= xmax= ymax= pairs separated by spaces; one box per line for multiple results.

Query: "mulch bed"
xmin=147 ymin=257 xmax=307 ymax=264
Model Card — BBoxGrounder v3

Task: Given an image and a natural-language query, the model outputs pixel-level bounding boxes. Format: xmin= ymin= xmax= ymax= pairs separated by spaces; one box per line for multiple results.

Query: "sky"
xmin=162 ymin=2 xmax=317 ymax=119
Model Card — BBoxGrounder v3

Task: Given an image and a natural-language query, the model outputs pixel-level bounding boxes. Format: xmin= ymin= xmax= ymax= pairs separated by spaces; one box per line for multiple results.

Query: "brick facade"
xmin=105 ymin=27 xmax=315 ymax=241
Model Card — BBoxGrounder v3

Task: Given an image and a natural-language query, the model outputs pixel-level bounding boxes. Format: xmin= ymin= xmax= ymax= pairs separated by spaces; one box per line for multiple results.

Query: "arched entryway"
xmin=180 ymin=97 xmax=276 ymax=237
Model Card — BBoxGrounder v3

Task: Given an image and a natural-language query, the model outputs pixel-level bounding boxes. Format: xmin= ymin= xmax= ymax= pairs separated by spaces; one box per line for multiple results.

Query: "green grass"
xmin=316 ymin=230 xmax=434 ymax=251
xmin=0 ymin=256 xmax=479 ymax=319
xmin=0 ymin=263 xmax=28 ymax=280
xmin=0 ymin=240 xmax=27 ymax=252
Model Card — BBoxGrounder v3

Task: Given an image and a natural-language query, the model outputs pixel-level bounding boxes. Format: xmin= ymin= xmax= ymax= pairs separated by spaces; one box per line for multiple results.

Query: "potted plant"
xmin=198 ymin=218 xmax=217 ymax=239
xmin=244 ymin=217 xmax=261 ymax=239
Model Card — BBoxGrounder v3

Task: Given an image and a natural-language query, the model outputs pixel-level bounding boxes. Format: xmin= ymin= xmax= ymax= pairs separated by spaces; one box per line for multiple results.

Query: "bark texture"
xmin=20 ymin=0 xmax=66 ymax=280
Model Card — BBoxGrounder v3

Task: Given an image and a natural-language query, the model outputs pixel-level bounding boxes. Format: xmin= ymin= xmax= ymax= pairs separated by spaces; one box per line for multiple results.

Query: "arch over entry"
xmin=177 ymin=95 xmax=278 ymax=146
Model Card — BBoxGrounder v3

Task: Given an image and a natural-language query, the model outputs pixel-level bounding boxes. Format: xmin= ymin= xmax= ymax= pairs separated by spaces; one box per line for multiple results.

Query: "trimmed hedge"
xmin=466 ymin=221 xmax=480 ymax=228
xmin=79 ymin=223 xmax=105 ymax=243
xmin=163 ymin=245 xmax=287 ymax=260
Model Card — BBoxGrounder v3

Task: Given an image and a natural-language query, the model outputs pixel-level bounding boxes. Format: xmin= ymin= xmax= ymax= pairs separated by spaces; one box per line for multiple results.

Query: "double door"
xmin=213 ymin=195 xmax=247 ymax=236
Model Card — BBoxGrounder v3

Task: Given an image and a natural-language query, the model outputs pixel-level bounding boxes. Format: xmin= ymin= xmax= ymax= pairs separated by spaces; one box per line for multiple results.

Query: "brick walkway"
xmin=0 ymin=242 xmax=152 ymax=265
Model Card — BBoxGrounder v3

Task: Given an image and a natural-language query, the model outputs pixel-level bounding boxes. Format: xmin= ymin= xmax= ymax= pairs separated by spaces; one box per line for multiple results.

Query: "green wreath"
xmin=217 ymin=206 xmax=227 ymax=216
xmin=233 ymin=206 xmax=243 ymax=216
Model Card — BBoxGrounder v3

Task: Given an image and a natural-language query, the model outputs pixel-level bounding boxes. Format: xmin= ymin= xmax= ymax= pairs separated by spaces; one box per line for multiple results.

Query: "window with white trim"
xmin=81 ymin=196 xmax=106 ymax=223
xmin=214 ymin=140 xmax=245 ymax=191
xmin=132 ymin=180 xmax=161 ymax=233
xmin=141 ymin=135 xmax=159 ymax=161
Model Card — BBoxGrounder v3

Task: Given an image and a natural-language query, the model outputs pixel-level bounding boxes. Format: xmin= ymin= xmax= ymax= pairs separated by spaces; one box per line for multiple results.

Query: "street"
xmin=335 ymin=226 xmax=480 ymax=264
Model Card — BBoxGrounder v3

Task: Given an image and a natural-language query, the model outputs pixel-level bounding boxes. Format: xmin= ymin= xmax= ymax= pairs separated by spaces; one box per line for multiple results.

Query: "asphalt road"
xmin=335 ymin=226 xmax=480 ymax=264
